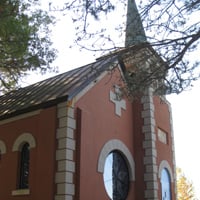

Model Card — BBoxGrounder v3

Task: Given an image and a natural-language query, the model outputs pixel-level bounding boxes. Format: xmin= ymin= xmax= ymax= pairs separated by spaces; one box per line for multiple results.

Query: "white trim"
xmin=0 ymin=110 xmax=40 ymax=125
xmin=12 ymin=133 xmax=36 ymax=151
xmin=97 ymin=139 xmax=135 ymax=181
xmin=109 ymin=86 xmax=126 ymax=116
xmin=74 ymin=63 xmax=122 ymax=104
xmin=0 ymin=140 xmax=6 ymax=154
xmin=11 ymin=189 xmax=30 ymax=196
xmin=158 ymin=160 xmax=174 ymax=182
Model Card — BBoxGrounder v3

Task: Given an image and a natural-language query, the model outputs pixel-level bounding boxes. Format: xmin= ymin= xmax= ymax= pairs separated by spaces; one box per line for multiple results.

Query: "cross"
xmin=109 ymin=86 xmax=126 ymax=116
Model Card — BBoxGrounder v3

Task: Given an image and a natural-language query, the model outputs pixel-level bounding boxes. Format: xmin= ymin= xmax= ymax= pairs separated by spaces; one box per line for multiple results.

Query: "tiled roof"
xmin=0 ymin=55 xmax=118 ymax=120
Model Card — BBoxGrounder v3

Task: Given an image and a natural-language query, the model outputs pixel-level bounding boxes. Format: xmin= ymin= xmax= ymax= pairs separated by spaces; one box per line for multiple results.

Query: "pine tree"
xmin=0 ymin=0 xmax=57 ymax=93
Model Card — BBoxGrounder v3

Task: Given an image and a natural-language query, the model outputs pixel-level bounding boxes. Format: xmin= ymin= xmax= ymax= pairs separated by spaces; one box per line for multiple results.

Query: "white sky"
xmin=168 ymin=81 xmax=200 ymax=198
xmin=24 ymin=1 xmax=200 ymax=198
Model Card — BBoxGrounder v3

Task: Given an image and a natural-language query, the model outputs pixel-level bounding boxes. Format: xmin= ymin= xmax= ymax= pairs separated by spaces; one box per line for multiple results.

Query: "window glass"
xmin=103 ymin=151 xmax=129 ymax=200
xmin=19 ymin=143 xmax=30 ymax=189
xmin=161 ymin=168 xmax=171 ymax=200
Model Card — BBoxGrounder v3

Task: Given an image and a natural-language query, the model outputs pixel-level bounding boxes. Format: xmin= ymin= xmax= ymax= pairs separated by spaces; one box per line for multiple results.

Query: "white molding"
xmin=12 ymin=133 xmax=36 ymax=151
xmin=0 ymin=110 xmax=40 ymax=125
xmin=109 ymin=85 xmax=126 ymax=116
xmin=74 ymin=63 xmax=122 ymax=104
xmin=97 ymin=139 xmax=135 ymax=181
xmin=158 ymin=160 xmax=174 ymax=182
xmin=0 ymin=140 xmax=6 ymax=154
xmin=11 ymin=189 xmax=30 ymax=196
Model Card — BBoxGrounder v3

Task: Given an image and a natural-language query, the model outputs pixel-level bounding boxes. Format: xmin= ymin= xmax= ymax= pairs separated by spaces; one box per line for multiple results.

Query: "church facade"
xmin=0 ymin=46 xmax=176 ymax=200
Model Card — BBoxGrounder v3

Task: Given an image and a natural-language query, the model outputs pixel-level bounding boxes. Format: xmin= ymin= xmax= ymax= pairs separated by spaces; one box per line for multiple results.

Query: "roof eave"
xmin=0 ymin=95 xmax=69 ymax=121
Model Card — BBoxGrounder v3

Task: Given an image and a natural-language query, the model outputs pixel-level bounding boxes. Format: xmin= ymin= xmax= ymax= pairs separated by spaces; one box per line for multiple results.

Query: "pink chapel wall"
xmin=0 ymin=68 xmax=176 ymax=200
xmin=0 ymin=107 xmax=57 ymax=200
xmin=74 ymin=67 xmax=136 ymax=199
xmin=154 ymin=96 xmax=176 ymax=200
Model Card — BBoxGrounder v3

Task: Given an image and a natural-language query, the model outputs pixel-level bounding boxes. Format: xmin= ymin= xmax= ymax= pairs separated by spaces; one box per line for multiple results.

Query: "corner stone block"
xmin=56 ymin=149 xmax=73 ymax=161
xmin=142 ymin=125 xmax=155 ymax=133
xmin=143 ymin=102 xmax=155 ymax=111
xmin=144 ymin=173 xmax=157 ymax=181
xmin=57 ymin=106 xmax=74 ymax=118
xmin=58 ymin=138 xmax=75 ymax=149
xmin=67 ymin=128 xmax=75 ymax=139
xmin=55 ymin=172 xmax=73 ymax=184
xmin=57 ymin=127 xmax=68 ymax=139
xmin=145 ymin=148 xmax=157 ymax=157
xmin=144 ymin=132 xmax=156 ymax=141
xmin=57 ymin=107 xmax=68 ymax=118
xmin=66 ymin=138 xmax=75 ymax=150
xmin=143 ymin=140 xmax=156 ymax=149
xmin=144 ymin=189 xmax=158 ymax=199
xmin=59 ymin=117 xmax=76 ymax=129
xmin=143 ymin=156 xmax=156 ymax=165
xmin=141 ymin=110 xmax=154 ymax=118
xmin=57 ymin=183 xmax=75 ymax=195
xmin=146 ymin=181 xmax=158 ymax=190
xmin=144 ymin=117 xmax=155 ymax=126
xmin=55 ymin=195 xmax=73 ymax=200
xmin=141 ymin=95 xmax=153 ymax=104
xmin=146 ymin=165 xmax=158 ymax=173
xmin=67 ymin=118 xmax=76 ymax=129
xmin=58 ymin=160 xmax=75 ymax=172
xmin=67 ymin=107 xmax=75 ymax=118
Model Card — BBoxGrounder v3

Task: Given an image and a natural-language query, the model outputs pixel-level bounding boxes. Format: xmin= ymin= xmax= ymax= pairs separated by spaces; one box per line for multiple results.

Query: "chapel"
xmin=0 ymin=0 xmax=176 ymax=200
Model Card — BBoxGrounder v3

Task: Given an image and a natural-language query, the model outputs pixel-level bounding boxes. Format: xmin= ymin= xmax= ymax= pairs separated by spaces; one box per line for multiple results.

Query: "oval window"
xmin=103 ymin=151 xmax=129 ymax=200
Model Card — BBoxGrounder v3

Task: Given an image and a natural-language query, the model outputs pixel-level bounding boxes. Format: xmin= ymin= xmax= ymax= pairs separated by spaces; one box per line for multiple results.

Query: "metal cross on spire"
xmin=125 ymin=0 xmax=147 ymax=47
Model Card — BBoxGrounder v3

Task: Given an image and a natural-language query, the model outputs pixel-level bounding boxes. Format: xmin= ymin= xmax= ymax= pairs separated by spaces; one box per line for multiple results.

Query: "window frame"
xmin=158 ymin=160 xmax=174 ymax=200
xmin=103 ymin=150 xmax=130 ymax=200
xmin=11 ymin=133 xmax=36 ymax=196
xmin=18 ymin=142 xmax=30 ymax=189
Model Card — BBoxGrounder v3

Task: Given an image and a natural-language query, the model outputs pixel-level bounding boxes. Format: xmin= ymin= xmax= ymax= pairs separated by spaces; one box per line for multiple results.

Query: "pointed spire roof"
xmin=125 ymin=0 xmax=147 ymax=47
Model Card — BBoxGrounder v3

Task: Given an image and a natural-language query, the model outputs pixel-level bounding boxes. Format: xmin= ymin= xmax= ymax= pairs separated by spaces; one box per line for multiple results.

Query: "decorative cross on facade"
xmin=109 ymin=86 xmax=126 ymax=116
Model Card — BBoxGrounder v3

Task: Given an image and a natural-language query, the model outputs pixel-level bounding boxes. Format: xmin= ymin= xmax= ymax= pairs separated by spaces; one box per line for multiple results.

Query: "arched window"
xmin=0 ymin=140 xmax=6 ymax=160
xmin=18 ymin=143 xmax=30 ymax=189
xmin=161 ymin=168 xmax=171 ymax=200
xmin=97 ymin=139 xmax=135 ymax=181
xmin=98 ymin=139 xmax=135 ymax=200
xmin=103 ymin=151 xmax=129 ymax=200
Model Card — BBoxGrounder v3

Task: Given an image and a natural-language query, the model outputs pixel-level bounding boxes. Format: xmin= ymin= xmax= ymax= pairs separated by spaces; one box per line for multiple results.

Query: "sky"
xmin=168 ymin=82 xmax=200 ymax=198
xmin=24 ymin=1 xmax=200 ymax=198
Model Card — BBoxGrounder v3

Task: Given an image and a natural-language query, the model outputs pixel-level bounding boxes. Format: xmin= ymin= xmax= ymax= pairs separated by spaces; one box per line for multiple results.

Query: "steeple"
xmin=125 ymin=0 xmax=147 ymax=47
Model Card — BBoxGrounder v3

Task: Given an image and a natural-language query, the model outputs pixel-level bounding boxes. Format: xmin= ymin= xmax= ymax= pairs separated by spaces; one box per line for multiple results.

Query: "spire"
xmin=125 ymin=0 xmax=147 ymax=47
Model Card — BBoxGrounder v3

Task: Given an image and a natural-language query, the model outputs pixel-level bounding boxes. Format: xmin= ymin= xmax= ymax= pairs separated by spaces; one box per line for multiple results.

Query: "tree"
xmin=49 ymin=0 xmax=200 ymax=95
xmin=176 ymin=168 xmax=196 ymax=200
xmin=0 ymin=0 xmax=57 ymax=93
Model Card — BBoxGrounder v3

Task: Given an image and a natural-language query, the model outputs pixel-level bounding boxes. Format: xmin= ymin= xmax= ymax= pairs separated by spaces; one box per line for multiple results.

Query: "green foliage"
xmin=0 ymin=0 xmax=57 ymax=93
